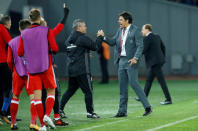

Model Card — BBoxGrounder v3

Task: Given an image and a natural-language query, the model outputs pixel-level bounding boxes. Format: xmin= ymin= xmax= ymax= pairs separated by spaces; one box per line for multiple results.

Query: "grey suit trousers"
xmin=118 ymin=56 xmax=151 ymax=114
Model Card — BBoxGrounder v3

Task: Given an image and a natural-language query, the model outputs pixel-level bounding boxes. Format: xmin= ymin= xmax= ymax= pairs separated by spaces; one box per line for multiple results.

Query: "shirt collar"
xmin=124 ymin=24 xmax=131 ymax=31
xmin=126 ymin=24 xmax=131 ymax=30
xmin=146 ymin=32 xmax=152 ymax=36
xmin=30 ymin=24 xmax=40 ymax=28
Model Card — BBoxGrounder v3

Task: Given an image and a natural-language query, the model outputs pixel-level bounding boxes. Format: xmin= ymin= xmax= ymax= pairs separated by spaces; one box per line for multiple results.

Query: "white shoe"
xmin=39 ymin=125 xmax=46 ymax=131
xmin=43 ymin=115 xmax=55 ymax=129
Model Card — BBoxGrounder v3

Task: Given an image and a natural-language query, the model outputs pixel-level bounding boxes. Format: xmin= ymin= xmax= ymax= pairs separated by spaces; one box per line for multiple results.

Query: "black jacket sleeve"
xmin=142 ymin=37 xmax=150 ymax=54
xmin=60 ymin=7 xmax=69 ymax=24
xmin=75 ymin=35 xmax=103 ymax=51
xmin=161 ymin=39 xmax=166 ymax=57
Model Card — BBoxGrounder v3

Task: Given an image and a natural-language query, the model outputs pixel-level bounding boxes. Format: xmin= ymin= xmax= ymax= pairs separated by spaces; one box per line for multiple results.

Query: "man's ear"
xmin=126 ymin=19 xmax=129 ymax=24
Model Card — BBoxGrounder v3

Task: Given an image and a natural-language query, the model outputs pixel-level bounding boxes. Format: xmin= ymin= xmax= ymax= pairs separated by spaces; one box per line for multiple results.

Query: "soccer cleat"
xmin=43 ymin=115 xmax=55 ymax=129
xmin=53 ymin=118 xmax=69 ymax=126
xmin=10 ymin=124 xmax=18 ymax=130
xmin=38 ymin=125 xmax=46 ymax=131
xmin=87 ymin=113 xmax=100 ymax=119
xmin=30 ymin=124 xmax=40 ymax=131
xmin=0 ymin=120 xmax=3 ymax=125
xmin=0 ymin=112 xmax=10 ymax=124
xmin=59 ymin=110 xmax=67 ymax=118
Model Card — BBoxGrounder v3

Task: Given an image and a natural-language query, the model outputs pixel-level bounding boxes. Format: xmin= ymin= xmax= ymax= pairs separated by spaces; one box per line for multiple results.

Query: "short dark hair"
xmin=29 ymin=8 xmax=40 ymax=22
xmin=19 ymin=19 xmax=31 ymax=30
xmin=119 ymin=11 xmax=133 ymax=24
xmin=0 ymin=15 xmax=11 ymax=25
xmin=144 ymin=24 xmax=152 ymax=31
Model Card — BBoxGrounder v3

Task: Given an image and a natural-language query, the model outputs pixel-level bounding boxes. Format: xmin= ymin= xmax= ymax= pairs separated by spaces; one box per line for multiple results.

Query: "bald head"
xmin=141 ymin=24 xmax=152 ymax=37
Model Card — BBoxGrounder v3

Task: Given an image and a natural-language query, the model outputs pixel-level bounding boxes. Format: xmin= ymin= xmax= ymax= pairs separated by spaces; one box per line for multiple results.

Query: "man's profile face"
xmin=79 ymin=22 xmax=87 ymax=34
xmin=141 ymin=25 xmax=148 ymax=37
xmin=6 ymin=20 xmax=11 ymax=30
xmin=118 ymin=16 xmax=128 ymax=29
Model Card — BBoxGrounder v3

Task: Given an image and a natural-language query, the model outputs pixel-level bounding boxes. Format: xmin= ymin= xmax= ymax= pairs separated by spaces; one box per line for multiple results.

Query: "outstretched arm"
xmin=48 ymin=29 xmax=59 ymax=53
xmin=52 ymin=3 xmax=70 ymax=36
xmin=97 ymin=29 xmax=119 ymax=46
xmin=60 ymin=3 xmax=69 ymax=25
xmin=76 ymin=35 xmax=103 ymax=51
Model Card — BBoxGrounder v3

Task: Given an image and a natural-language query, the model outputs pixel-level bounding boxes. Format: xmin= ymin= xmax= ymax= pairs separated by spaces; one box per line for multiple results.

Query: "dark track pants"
xmin=60 ymin=74 xmax=94 ymax=114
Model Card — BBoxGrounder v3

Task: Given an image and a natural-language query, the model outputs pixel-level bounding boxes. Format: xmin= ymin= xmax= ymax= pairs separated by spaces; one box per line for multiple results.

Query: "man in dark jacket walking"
xmin=135 ymin=24 xmax=172 ymax=105
xmin=60 ymin=19 xmax=103 ymax=118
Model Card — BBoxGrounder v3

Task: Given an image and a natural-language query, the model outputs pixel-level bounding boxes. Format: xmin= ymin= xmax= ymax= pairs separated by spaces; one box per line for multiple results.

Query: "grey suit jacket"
xmin=104 ymin=24 xmax=143 ymax=65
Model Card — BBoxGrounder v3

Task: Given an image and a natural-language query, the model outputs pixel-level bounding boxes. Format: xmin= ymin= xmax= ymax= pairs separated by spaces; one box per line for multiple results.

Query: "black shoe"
xmin=59 ymin=110 xmax=67 ymax=118
xmin=87 ymin=113 xmax=100 ymax=119
xmin=160 ymin=100 xmax=172 ymax=105
xmin=11 ymin=124 xmax=18 ymax=130
xmin=134 ymin=97 xmax=140 ymax=101
xmin=114 ymin=112 xmax=127 ymax=118
xmin=16 ymin=118 xmax=22 ymax=121
xmin=143 ymin=107 xmax=152 ymax=116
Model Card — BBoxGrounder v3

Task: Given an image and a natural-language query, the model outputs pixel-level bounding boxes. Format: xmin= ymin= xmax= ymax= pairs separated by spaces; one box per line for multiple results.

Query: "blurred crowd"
xmin=168 ymin=0 xmax=198 ymax=6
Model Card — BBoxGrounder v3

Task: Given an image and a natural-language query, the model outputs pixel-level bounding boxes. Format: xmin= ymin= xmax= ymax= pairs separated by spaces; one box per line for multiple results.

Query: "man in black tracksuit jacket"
xmin=60 ymin=19 xmax=103 ymax=118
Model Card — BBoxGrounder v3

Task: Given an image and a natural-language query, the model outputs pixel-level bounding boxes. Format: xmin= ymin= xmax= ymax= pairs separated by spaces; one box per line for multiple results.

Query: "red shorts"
xmin=27 ymin=65 xmax=57 ymax=91
xmin=12 ymin=70 xmax=33 ymax=96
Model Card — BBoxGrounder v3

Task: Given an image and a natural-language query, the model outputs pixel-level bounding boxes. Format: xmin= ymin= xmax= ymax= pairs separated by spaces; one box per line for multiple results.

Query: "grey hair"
xmin=0 ymin=14 xmax=3 ymax=24
xmin=0 ymin=14 xmax=3 ymax=19
xmin=72 ymin=19 xmax=85 ymax=29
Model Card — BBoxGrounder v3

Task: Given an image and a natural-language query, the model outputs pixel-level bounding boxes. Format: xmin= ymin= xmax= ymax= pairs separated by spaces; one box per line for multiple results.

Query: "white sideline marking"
xmin=77 ymin=119 xmax=128 ymax=131
xmin=146 ymin=115 xmax=198 ymax=131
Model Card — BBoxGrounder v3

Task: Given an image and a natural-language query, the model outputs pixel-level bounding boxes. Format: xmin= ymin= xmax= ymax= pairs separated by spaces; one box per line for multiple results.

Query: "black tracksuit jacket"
xmin=65 ymin=30 xmax=103 ymax=77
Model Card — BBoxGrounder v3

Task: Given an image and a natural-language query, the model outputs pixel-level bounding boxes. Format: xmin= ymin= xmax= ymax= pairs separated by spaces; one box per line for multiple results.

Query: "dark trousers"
xmin=60 ymin=74 xmax=94 ymax=114
xmin=42 ymin=77 xmax=61 ymax=115
xmin=0 ymin=63 xmax=12 ymax=110
xmin=99 ymin=57 xmax=109 ymax=83
xmin=144 ymin=64 xmax=171 ymax=101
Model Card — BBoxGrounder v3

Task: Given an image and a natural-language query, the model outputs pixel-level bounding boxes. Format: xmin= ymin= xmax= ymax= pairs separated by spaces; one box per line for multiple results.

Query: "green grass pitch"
xmin=1 ymin=80 xmax=198 ymax=131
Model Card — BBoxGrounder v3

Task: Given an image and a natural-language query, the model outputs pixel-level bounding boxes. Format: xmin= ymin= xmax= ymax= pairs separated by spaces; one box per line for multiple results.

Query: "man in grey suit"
xmin=97 ymin=11 xmax=152 ymax=117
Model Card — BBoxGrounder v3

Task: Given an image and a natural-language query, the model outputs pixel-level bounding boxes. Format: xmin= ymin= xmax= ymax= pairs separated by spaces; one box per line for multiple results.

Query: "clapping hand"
xmin=97 ymin=30 xmax=104 ymax=37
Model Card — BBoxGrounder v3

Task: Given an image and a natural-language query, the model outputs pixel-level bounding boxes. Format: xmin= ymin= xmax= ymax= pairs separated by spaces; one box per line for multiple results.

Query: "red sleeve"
xmin=52 ymin=23 xmax=64 ymax=37
xmin=17 ymin=36 xmax=24 ymax=57
xmin=7 ymin=46 xmax=13 ymax=72
xmin=48 ymin=29 xmax=59 ymax=53
xmin=2 ymin=27 xmax=12 ymax=44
